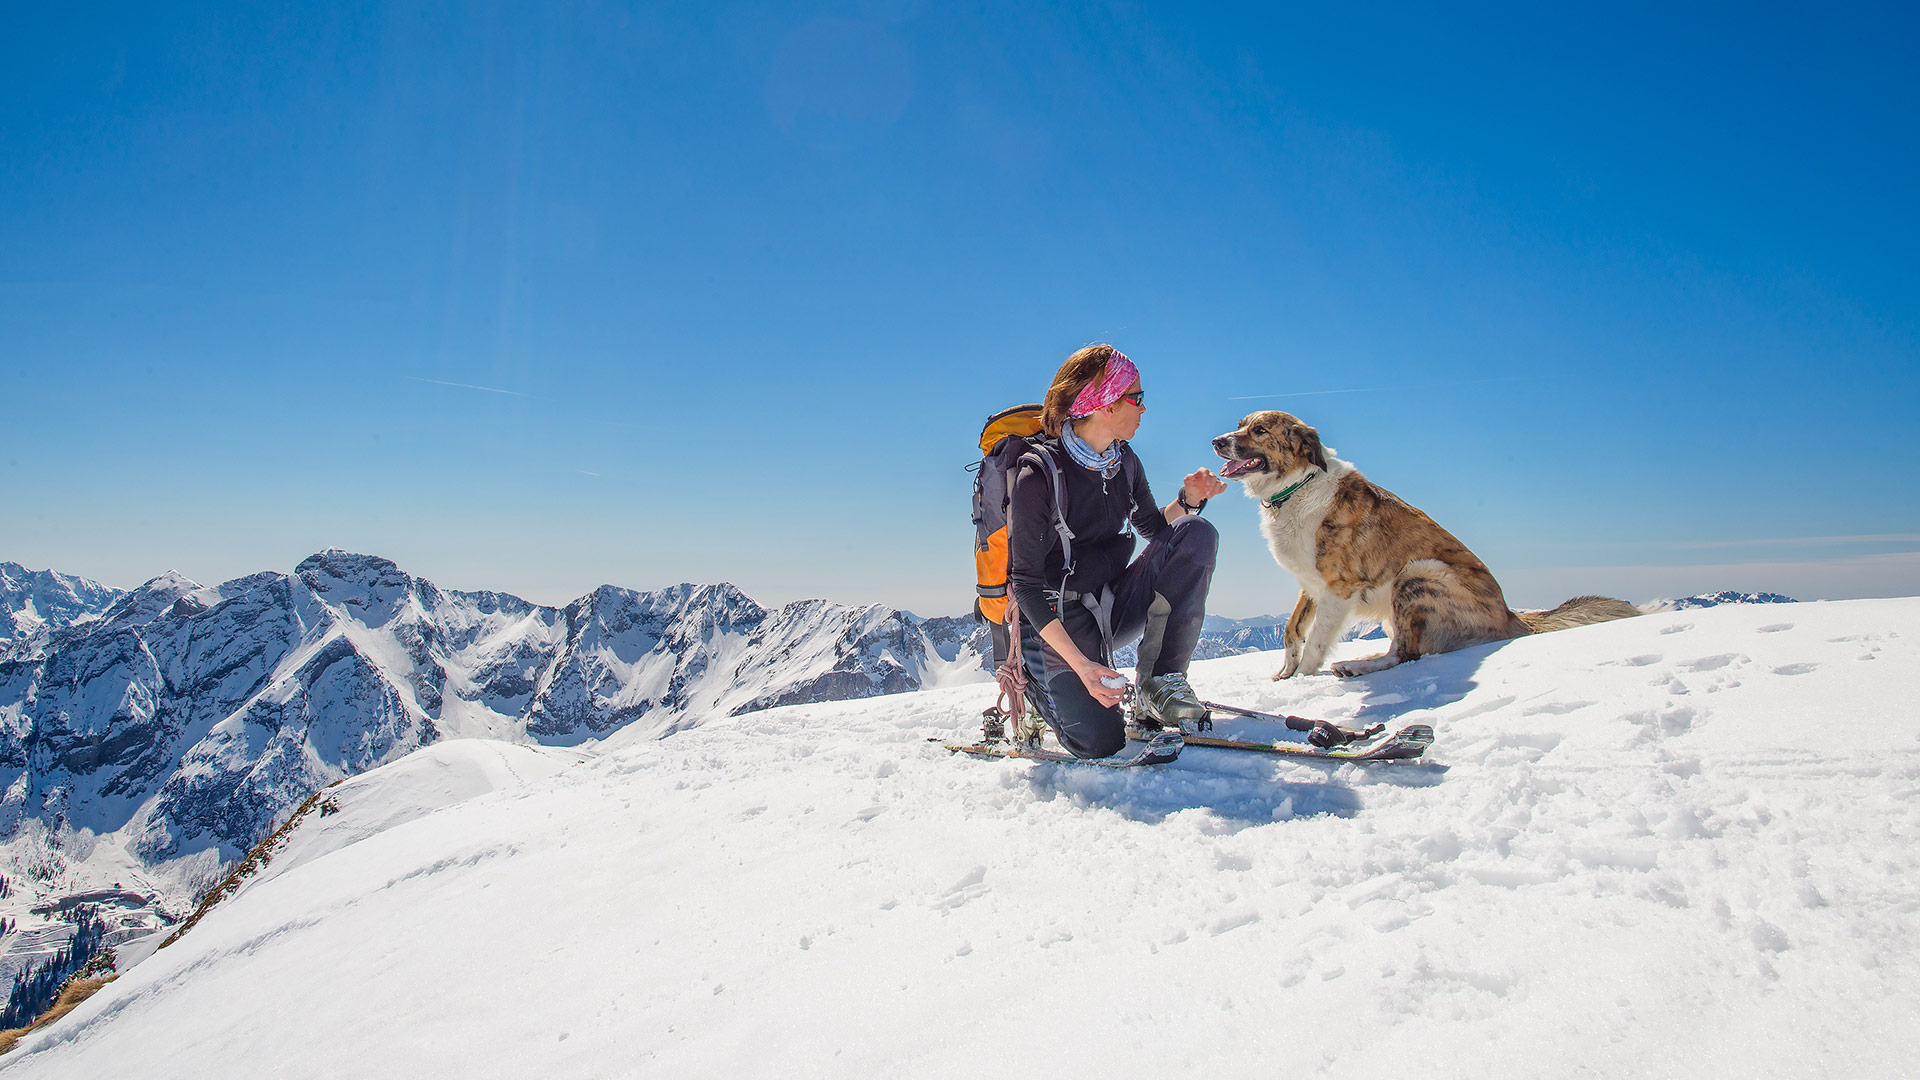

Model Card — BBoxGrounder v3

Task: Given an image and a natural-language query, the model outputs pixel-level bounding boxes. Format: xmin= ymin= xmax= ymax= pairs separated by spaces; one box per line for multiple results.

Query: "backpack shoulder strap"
xmin=1018 ymin=441 xmax=1075 ymax=575
xmin=1122 ymin=443 xmax=1147 ymax=523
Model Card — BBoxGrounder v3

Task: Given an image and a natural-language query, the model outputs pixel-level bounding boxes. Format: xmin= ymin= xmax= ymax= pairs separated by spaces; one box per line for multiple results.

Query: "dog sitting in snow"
xmin=1213 ymin=410 xmax=1639 ymax=679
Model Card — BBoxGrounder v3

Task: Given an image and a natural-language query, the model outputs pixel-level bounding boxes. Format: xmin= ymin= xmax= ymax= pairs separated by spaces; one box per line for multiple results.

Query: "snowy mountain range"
xmin=0 ymin=551 xmax=990 ymax=983
xmin=1647 ymin=590 xmax=1797 ymax=611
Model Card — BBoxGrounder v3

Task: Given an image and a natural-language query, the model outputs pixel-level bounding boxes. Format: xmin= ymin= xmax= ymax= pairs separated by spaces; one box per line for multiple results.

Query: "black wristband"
xmin=1178 ymin=493 xmax=1207 ymax=514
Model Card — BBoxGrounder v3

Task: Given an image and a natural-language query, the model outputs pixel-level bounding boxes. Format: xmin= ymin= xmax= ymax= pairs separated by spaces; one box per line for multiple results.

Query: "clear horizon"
xmin=0 ymin=545 xmax=1900 ymax=622
xmin=4 ymin=3 xmax=1916 ymax=618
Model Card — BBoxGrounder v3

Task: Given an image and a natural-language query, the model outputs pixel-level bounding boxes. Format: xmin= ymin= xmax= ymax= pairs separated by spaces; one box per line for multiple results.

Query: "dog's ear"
xmin=1292 ymin=425 xmax=1328 ymax=471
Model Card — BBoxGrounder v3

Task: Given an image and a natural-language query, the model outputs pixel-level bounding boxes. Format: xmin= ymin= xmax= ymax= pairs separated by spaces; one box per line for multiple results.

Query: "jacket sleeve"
xmin=1127 ymin=448 xmax=1166 ymax=541
xmin=1007 ymin=458 xmax=1059 ymax=629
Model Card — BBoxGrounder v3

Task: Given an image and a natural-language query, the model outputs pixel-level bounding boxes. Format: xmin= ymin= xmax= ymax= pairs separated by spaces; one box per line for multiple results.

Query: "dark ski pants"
xmin=1018 ymin=515 xmax=1218 ymax=758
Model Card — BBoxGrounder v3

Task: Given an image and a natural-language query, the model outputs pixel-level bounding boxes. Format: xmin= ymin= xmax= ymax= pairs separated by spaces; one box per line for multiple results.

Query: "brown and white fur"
xmin=1213 ymin=411 xmax=1639 ymax=679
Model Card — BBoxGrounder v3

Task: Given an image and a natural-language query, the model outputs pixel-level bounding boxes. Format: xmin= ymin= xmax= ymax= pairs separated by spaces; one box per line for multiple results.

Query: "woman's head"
xmin=1041 ymin=344 xmax=1142 ymax=437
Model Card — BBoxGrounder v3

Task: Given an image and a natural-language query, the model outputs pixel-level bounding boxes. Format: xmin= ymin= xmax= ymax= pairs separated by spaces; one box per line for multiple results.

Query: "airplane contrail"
xmin=405 ymin=376 xmax=524 ymax=396
xmin=1229 ymin=374 xmax=1559 ymax=401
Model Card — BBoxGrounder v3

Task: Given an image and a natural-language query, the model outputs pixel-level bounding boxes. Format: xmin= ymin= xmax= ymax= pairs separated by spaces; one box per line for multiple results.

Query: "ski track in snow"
xmin=5 ymin=599 xmax=1919 ymax=1078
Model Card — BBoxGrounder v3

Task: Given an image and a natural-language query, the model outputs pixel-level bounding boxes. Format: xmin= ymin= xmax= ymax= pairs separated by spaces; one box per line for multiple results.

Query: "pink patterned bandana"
xmin=1068 ymin=350 xmax=1140 ymax=417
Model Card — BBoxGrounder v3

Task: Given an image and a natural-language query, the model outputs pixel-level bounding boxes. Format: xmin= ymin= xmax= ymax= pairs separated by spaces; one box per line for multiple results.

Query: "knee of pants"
xmin=1042 ymin=674 xmax=1127 ymax=758
xmin=1067 ymin=722 xmax=1127 ymax=759
xmin=1168 ymin=515 xmax=1219 ymax=560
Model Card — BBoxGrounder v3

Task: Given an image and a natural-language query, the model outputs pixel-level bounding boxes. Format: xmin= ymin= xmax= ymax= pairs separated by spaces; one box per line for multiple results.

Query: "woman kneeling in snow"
xmin=1007 ymin=344 xmax=1227 ymax=758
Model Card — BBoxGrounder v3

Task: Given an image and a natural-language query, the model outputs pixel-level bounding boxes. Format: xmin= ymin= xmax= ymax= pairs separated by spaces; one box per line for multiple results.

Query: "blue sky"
xmin=3 ymin=1 xmax=1916 ymax=617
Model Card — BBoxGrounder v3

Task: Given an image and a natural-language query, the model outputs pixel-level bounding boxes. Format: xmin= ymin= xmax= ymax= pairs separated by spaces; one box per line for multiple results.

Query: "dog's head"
xmin=1213 ymin=411 xmax=1328 ymax=484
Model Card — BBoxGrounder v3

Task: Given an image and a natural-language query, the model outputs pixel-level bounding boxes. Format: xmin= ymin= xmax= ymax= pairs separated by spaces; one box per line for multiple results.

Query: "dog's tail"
xmin=1515 ymin=595 xmax=1641 ymax=634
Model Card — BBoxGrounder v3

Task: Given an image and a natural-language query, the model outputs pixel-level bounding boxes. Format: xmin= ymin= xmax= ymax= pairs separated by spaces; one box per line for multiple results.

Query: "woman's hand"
xmin=1182 ymin=468 xmax=1228 ymax=506
xmin=1074 ymin=661 xmax=1128 ymax=708
xmin=1167 ymin=467 xmax=1229 ymax=522
xmin=1037 ymin=618 xmax=1128 ymax=709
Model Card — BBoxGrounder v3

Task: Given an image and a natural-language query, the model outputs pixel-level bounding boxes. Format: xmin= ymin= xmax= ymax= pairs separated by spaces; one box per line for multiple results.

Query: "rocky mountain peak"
xmin=295 ymin=550 xmax=418 ymax=627
xmin=96 ymin=571 xmax=210 ymax=631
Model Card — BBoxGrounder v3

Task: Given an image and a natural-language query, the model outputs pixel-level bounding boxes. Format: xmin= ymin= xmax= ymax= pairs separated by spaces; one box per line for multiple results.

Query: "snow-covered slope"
xmin=7 ymin=599 xmax=1915 ymax=1077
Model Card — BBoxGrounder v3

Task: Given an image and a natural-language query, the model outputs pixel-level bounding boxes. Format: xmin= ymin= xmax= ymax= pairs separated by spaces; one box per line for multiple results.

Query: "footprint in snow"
xmin=935 ymin=866 xmax=989 ymax=910
xmin=1659 ymin=623 xmax=1693 ymax=635
xmin=1494 ymin=732 xmax=1563 ymax=751
xmin=1525 ymin=700 xmax=1596 ymax=716
xmin=1210 ymin=911 xmax=1261 ymax=936
xmin=1449 ymin=695 xmax=1517 ymax=720
xmin=1757 ymin=623 xmax=1794 ymax=633
xmin=1660 ymin=705 xmax=1697 ymax=736
xmin=1771 ymin=662 xmax=1820 ymax=676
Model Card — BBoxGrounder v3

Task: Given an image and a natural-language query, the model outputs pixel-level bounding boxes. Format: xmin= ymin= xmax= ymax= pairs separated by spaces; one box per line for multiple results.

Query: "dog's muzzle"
xmin=1213 ymin=434 xmax=1264 ymax=479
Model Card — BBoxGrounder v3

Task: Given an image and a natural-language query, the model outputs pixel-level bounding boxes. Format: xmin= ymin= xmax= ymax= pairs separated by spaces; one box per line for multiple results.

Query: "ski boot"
xmin=1137 ymin=672 xmax=1209 ymax=731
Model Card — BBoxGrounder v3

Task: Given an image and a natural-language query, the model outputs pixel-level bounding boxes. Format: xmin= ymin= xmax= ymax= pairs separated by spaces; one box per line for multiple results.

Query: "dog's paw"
xmin=1273 ymin=661 xmax=1299 ymax=681
xmin=1332 ymin=654 xmax=1400 ymax=678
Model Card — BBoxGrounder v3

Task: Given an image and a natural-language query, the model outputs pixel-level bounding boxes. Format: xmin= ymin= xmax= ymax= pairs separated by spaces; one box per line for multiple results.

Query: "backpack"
xmin=971 ymin=406 xmax=1115 ymax=660
xmin=970 ymin=404 xmax=1045 ymax=667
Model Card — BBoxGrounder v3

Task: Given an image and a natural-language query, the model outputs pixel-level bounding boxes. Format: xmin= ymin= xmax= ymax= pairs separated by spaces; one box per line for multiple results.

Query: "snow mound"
xmin=9 ymin=599 xmax=1918 ymax=1078
xmin=248 ymin=740 xmax=590 ymax=890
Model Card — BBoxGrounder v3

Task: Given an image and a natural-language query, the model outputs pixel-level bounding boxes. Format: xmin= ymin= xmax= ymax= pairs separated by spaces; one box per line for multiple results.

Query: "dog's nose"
xmin=1211 ymin=434 xmax=1231 ymax=451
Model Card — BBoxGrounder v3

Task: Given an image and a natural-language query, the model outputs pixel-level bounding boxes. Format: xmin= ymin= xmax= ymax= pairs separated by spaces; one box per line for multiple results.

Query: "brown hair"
xmin=1040 ymin=344 xmax=1120 ymax=436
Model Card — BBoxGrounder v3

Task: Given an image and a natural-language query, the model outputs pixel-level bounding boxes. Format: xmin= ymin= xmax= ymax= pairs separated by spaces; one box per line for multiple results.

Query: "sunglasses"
xmin=1119 ymin=390 xmax=1145 ymax=407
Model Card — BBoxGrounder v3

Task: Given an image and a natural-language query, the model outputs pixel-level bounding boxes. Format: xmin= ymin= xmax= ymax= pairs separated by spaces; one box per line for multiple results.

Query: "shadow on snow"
xmin=1007 ymin=748 xmax=1447 ymax=827
xmin=1343 ymin=637 xmax=1510 ymax=726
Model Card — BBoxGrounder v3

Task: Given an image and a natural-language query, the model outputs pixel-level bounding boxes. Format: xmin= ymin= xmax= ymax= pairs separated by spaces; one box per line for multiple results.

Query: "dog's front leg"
xmin=1275 ymin=592 xmax=1318 ymax=680
xmin=1291 ymin=594 xmax=1353 ymax=677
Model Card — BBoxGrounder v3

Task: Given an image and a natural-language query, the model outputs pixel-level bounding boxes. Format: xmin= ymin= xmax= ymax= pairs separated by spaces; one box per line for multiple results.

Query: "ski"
xmin=1120 ymin=700 xmax=1438 ymax=761
xmin=941 ymin=730 xmax=1184 ymax=768
xmin=1149 ymin=722 xmax=1434 ymax=762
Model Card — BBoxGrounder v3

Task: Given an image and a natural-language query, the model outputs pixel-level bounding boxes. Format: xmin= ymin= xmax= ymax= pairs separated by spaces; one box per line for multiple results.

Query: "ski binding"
xmin=942 ymin=729 xmax=1184 ymax=768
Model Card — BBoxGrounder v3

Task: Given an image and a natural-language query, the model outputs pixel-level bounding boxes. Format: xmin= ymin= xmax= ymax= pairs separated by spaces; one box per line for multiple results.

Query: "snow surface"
xmin=5 ymin=599 xmax=1917 ymax=1078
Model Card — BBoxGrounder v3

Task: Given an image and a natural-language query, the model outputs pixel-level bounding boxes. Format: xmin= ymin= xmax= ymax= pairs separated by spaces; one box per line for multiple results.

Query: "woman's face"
xmin=1105 ymin=379 xmax=1144 ymax=440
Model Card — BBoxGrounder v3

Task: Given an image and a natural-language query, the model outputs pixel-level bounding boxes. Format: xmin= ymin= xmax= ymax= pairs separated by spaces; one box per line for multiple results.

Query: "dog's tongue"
xmin=1220 ymin=458 xmax=1260 ymax=479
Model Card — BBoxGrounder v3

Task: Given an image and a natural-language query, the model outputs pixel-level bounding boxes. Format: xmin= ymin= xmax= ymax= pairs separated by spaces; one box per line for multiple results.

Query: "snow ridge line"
xmin=154 ymin=784 xmax=341 ymax=952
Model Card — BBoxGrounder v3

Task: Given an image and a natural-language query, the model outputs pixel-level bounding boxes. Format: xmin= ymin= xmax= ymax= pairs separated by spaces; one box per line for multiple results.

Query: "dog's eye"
xmin=1252 ymin=426 xmax=1267 ymax=436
